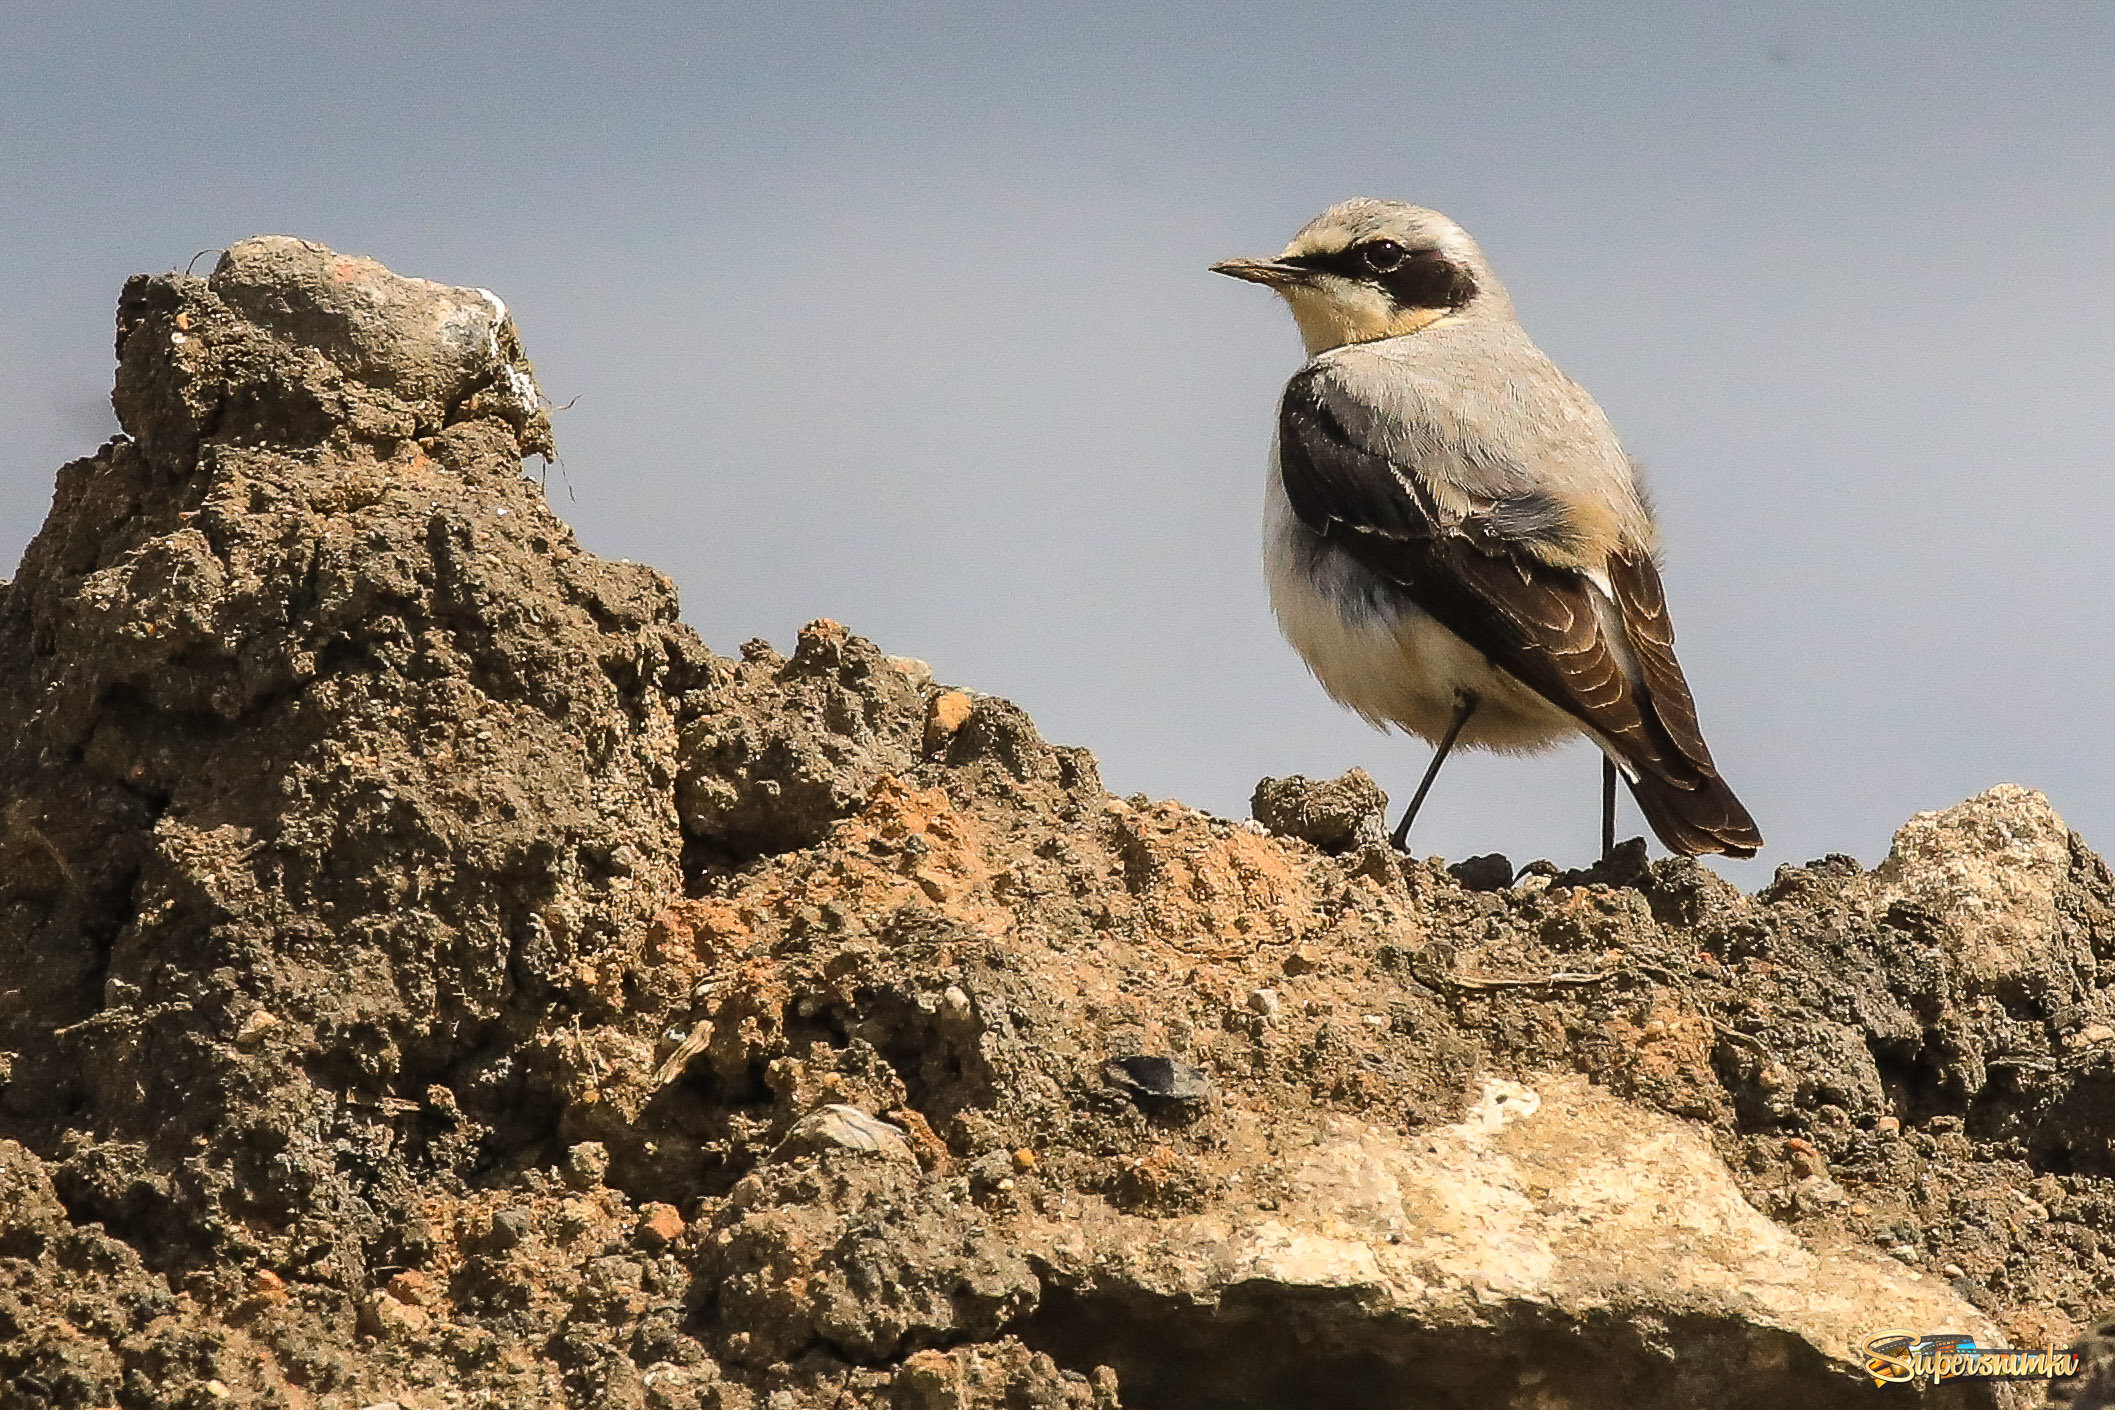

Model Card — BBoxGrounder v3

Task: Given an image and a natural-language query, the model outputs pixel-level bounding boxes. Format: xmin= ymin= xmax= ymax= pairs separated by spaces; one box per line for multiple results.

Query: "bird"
xmin=1211 ymin=199 xmax=1761 ymax=860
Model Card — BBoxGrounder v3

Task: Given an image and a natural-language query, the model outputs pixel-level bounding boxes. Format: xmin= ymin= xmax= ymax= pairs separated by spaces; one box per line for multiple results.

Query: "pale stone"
xmin=1860 ymin=784 xmax=2073 ymax=991
xmin=1018 ymin=1074 xmax=2026 ymax=1404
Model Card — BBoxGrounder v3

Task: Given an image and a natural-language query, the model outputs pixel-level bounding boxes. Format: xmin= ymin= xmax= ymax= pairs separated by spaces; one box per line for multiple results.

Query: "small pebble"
xmin=359 ymin=1290 xmax=429 ymax=1339
xmin=234 ymin=1010 xmax=281 ymax=1046
xmin=485 ymin=1207 xmax=533 ymax=1252
xmin=778 ymin=1104 xmax=914 ymax=1162
xmin=1101 ymin=1054 xmax=1212 ymax=1111
xmin=1247 ymin=987 xmax=1281 ymax=1017
xmin=635 ymin=1202 xmax=685 ymax=1249
xmin=564 ymin=1141 xmax=609 ymax=1190
xmin=924 ymin=691 xmax=975 ymax=751
xmin=885 ymin=655 xmax=933 ymax=686
xmin=1447 ymin=853 xmax=1514 ymax=892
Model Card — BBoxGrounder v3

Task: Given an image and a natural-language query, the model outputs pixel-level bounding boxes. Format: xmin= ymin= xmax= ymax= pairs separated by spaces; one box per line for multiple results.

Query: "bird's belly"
xmin=1263 ymin=472 xmax=1578 ymax=753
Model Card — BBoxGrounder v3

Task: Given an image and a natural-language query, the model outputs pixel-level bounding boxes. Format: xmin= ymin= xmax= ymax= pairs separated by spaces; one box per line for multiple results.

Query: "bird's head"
xmin=1212 ymin=199 xmax=1504 ymax=355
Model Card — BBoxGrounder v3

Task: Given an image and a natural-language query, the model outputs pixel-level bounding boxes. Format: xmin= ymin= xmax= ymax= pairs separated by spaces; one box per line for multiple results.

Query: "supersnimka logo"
xmin=1861 ymin=1330 xmax=2081 ymax=1387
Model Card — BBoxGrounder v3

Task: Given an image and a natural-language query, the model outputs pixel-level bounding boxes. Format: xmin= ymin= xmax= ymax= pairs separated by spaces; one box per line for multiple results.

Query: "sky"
xmin=4 ymin=3 xmax=2111 ymax=883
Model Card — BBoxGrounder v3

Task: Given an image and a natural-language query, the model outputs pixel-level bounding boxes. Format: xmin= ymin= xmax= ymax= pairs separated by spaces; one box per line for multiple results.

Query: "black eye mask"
xmin=1282 ymin=241 xmax=1480 ymax=312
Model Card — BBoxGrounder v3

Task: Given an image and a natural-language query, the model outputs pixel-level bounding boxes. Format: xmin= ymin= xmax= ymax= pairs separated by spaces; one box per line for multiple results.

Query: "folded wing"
xmin=1278 ymin=367 xmax=1761 ymax=857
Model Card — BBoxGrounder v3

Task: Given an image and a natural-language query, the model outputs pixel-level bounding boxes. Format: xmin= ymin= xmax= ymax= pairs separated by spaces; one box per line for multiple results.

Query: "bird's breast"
xmin=1261 ymin=449 xmax=1582 ymax=752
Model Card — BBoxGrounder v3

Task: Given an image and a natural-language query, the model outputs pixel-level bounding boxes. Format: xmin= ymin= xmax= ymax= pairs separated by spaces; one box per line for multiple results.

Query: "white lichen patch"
xmin=475 ymin=287 xmax=546 ymax=420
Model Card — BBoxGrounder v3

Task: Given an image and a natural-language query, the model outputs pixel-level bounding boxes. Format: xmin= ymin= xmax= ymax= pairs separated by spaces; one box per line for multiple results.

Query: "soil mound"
xmin=2 ymin=239 xmax=2112 ymax=1409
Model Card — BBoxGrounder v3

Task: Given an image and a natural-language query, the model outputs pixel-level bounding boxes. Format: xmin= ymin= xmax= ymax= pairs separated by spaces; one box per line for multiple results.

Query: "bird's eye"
xmin=1360 ymin=240 xmax=1408 ymax=273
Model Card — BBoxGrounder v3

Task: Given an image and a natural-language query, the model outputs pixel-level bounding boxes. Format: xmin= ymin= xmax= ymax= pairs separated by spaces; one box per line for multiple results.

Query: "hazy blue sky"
xmin=5 ymin=4 xmax=2111 ymax=880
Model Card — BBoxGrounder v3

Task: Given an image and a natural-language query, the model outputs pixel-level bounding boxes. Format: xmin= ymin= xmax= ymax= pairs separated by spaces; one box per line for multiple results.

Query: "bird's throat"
xmin=1283 ymin=287 xmax=1461 ymax=354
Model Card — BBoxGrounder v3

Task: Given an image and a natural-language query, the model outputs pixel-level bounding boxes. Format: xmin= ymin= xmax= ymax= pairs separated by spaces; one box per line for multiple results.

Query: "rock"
xmin=359 ymin=1289 xmax=432 ymax=1341
xmin=0 ymin=233 xmax=700 ymax=1289
xmin=0 ymin=1140 xmax=68 ymax=1257
xmin=1551 ymin=835 xmax=1652 ymax=890
xmin=1018 ymin=1076 xmax=2025 ymax=1409
xmin=628 ymin=1203 xmax=681 ymax=1254
xmin=891 ymin=1339 xmax=1116 ymax=1409
xmin=1858 ymin=784 xmax=2077 ymax=991
xmin=566 ymin=1140 xmax=611 ymax=1189
xmin=206 ymin=235 xmax=552 ymax=457
xmin=232 ymin=1008 xmax=280 ymax=1045
xmin=1101 ymin=1055 xmax=1211 ymax=1115
xmin=706 ymin=1161 xmax=1039 ymax=1365
xmin=886 ymin=656 xmax=934 ymax=687
xmin=1447 ymin=852 xmax=1515 ymax=891
xmin=483 ymin=1207 xmax=534 ymax=1253
xmin=776 ymin=1104 xmax=916 ymax=1162
xmin=1250 ymin=769 xmax=1387 ymax=852
xmin=925 ymin=689 xmax=975 ymax=753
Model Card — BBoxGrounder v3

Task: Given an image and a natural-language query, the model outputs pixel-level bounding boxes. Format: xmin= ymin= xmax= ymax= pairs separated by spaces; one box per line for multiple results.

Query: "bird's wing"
xmin=1278 ymin=365 xmax=1758 ymax=853
xmin=1602 ymin=547 xmax=1714 ymax=775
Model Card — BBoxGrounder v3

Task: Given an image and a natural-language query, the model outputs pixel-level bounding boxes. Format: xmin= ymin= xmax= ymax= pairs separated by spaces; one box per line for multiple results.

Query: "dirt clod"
xmin=1250 ymin=767 xmax=1387 ymax=852
xmin=1447 ymin=851 xmax=1516 ymax=891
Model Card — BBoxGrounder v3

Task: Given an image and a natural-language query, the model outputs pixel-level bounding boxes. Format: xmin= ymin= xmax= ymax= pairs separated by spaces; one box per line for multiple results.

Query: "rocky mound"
xmin=2 ymin=239 xmax=2112 ymax=1410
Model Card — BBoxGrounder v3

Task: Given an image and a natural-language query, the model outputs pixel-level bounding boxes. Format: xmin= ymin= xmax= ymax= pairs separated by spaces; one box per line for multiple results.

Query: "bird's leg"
xmin=1601 ymin=755 xmax=1617 ymax=861
xmin=1391 ymin=694 xmax=1477 ymax=852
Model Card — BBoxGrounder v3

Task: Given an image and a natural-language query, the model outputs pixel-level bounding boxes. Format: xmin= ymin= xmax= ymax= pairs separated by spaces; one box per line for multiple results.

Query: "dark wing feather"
xmin=1277 ymin=374 xmax=1661 ymax=761
xmin=1605 ymin=549 xmax=1713 ymax=773
xmin=1278 ymin=369 xmax=1761 ymax=857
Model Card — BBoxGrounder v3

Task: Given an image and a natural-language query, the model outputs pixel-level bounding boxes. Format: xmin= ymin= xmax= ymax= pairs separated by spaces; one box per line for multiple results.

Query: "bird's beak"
xmin=1210 ymin=256 xmax=1310 ymax=288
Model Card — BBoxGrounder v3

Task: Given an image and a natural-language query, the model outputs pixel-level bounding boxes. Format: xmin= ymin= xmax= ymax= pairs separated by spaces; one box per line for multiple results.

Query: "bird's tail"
xmin=1626 ymin=770 xmax=1761 ymax=858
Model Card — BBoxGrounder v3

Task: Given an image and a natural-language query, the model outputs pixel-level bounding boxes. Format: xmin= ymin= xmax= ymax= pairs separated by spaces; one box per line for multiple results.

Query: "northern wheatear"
xmin=1213 ymin=199 xmax=1760 ymax=859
